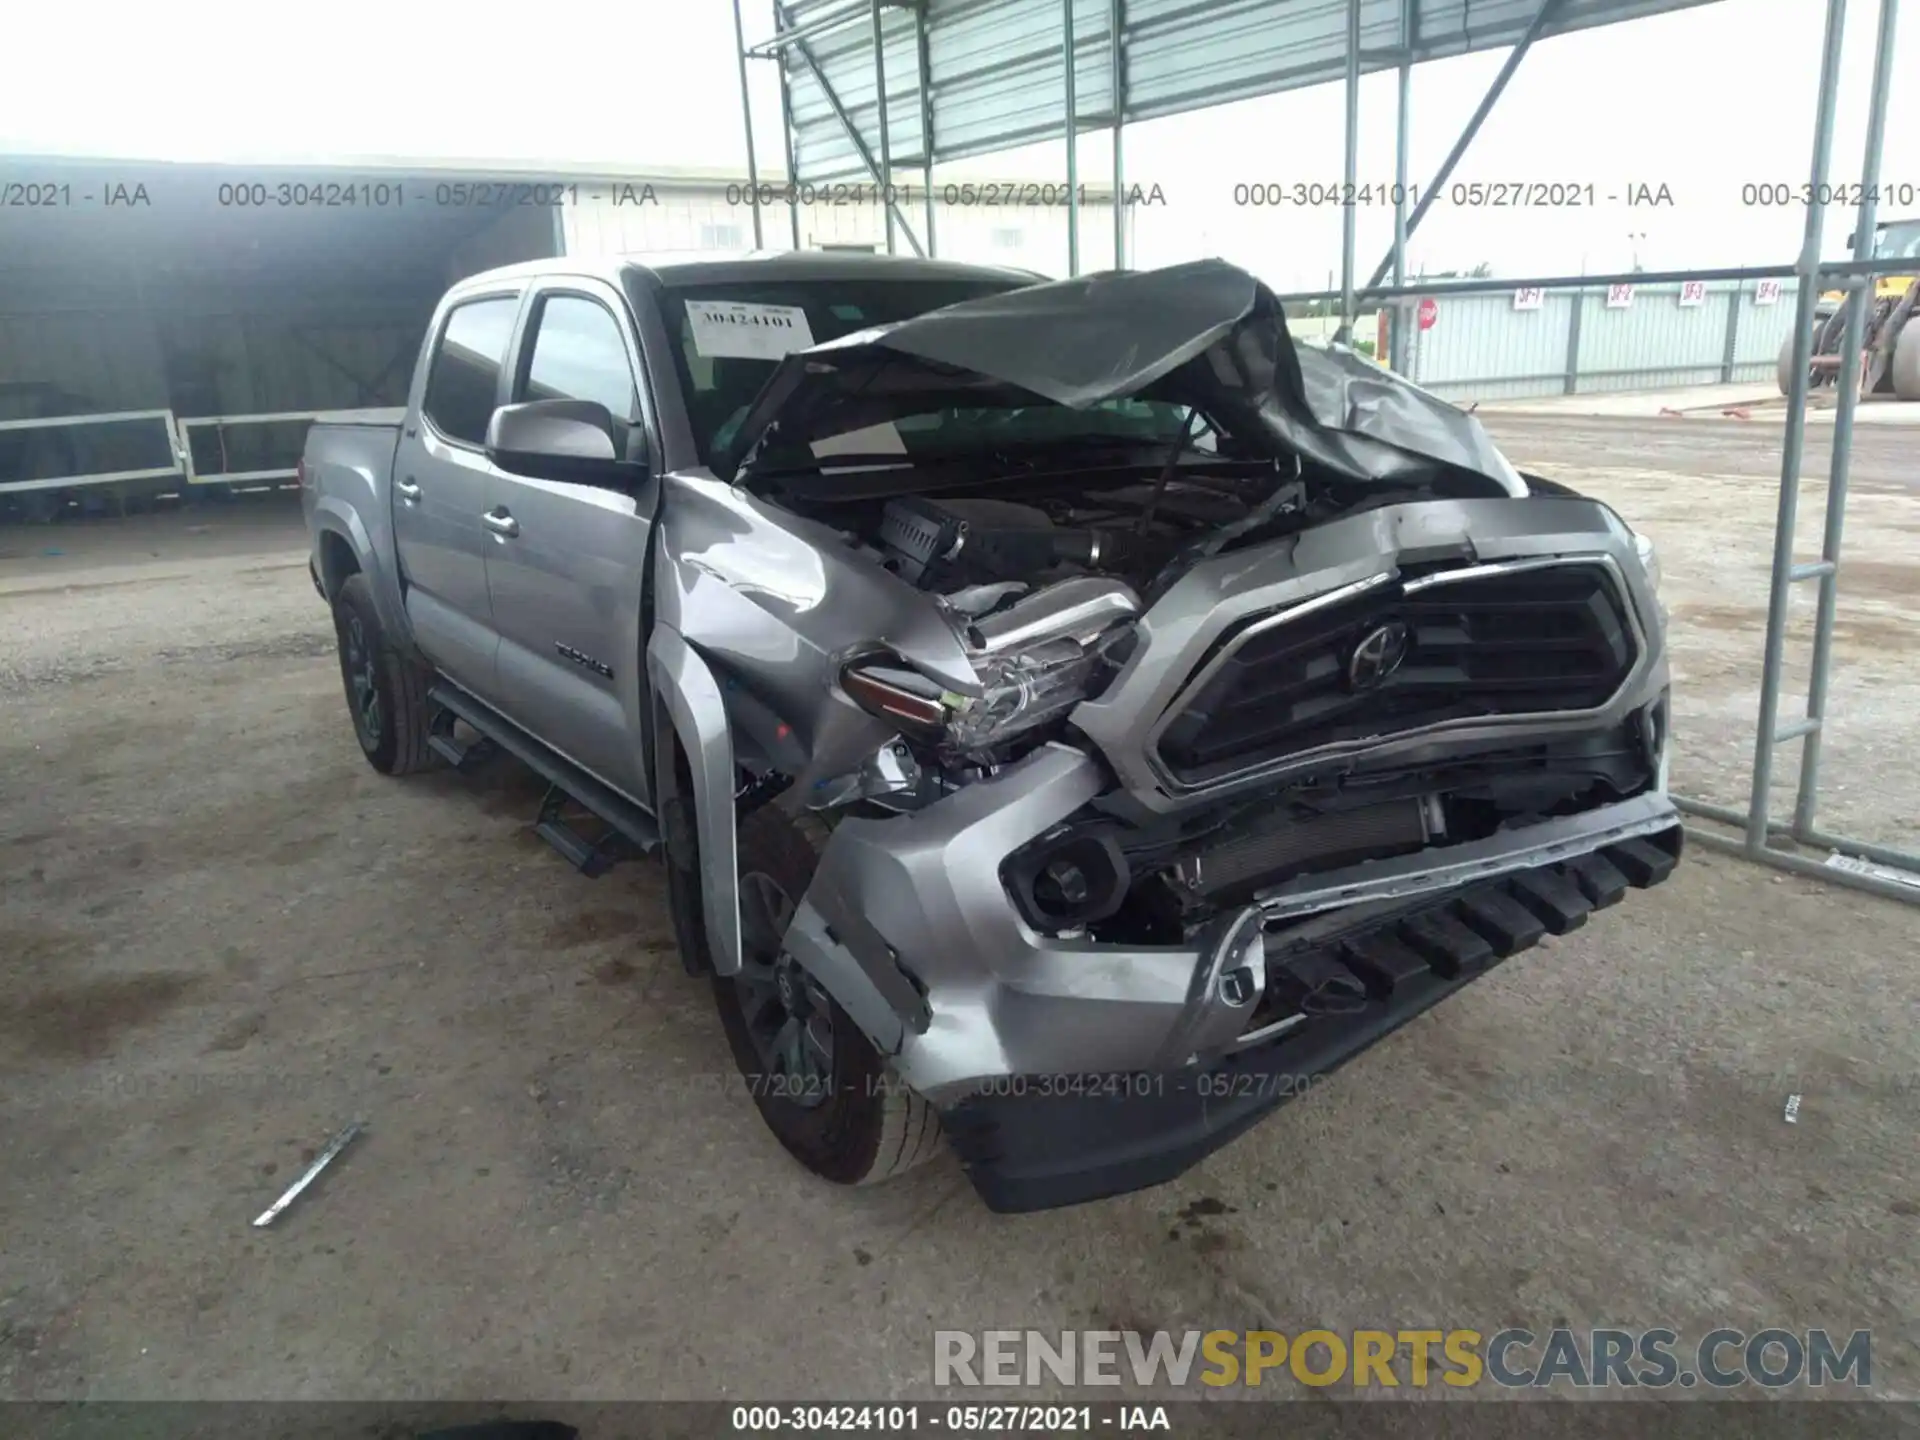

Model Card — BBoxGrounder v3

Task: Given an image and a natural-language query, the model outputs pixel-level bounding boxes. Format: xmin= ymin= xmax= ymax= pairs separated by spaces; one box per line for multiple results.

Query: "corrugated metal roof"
xmin=779 ymin=0 xmax=1724 ymax=183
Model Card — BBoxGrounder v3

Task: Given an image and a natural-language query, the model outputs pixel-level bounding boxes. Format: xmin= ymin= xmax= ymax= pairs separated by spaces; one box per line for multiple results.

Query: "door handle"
xmin=482 ymin=509 xmax=520 ymax=539
xmin=396 ymin=477 xmax=421 ymax=503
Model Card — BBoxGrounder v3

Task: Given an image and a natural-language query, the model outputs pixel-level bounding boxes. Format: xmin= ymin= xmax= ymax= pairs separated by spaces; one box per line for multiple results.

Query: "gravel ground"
xmin=1 ymin=433 xmax=1916 ymax=1406
xmin=1482 ymin=413 xmax=1920 ymax=858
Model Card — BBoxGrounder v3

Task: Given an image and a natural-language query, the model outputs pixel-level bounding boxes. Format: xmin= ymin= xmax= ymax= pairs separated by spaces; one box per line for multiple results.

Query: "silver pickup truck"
xmin=301 ymin=251 xmax=1682 ymax=1212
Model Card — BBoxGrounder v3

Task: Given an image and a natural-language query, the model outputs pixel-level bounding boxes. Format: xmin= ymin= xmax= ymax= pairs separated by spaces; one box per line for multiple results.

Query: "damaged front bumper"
xmin=784 ymin=742 xmax=1683 ymax=1212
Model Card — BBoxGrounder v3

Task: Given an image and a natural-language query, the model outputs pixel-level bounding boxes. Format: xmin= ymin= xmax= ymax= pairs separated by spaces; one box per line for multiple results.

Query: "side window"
xmin=422 ymin=296 xmax=519 ymax=446
xmin=521 ymin=295 xmax=639 ymax=423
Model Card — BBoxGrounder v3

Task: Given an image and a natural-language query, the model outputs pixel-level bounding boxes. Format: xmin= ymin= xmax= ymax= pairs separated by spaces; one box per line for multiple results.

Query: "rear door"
xmin=483 ymin=278 xmax=658 ymax=805
xmin=392 ymin=288 xmax=523 ymax=696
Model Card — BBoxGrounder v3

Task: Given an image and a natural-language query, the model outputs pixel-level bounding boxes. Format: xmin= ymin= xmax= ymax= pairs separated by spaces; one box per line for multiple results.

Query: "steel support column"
xmin=1110 ymin=0 xmax=1125 ymax=270
xmin=873 ymin=0 xmax=895 ymax=255
xmin=1336 ymin=0 xmax=1361 ymax=343
xmin=1064 ymin=0 xmax=1080 ymax=276
xmin=778 ymin=44 xmax=803 ymax=248
xmin=1362 ymin=0 xmax=1562 ymax=293
xmin=1743 ymin=0 xmax=1848 ymax=852
xmin=914 ymin=0 xmax=937 ymax=255
xmin=1718 ymin=287 xmax=1742 ymax=383
xmin=1389 ymin=0 xmax=1412 ymax=369
xmin=731 ymin=0 xmax=765 ymax=248
xmin=1793 ymin=0 xmax=1900 ymax=838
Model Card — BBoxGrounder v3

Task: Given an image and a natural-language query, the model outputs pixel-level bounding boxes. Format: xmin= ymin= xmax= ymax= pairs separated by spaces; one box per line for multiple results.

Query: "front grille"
xmin=1155 ymin=563 xmax=1637 ymax=787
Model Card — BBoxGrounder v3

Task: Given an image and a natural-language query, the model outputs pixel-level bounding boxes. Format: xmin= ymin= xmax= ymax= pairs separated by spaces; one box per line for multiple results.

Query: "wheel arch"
xmin=316 ymin=528 xmax=359 ymax=598
xmin=647 ymin=623 xmax=743 ymax=977
xmin=311 ymin=499 xmax=417 ymax=658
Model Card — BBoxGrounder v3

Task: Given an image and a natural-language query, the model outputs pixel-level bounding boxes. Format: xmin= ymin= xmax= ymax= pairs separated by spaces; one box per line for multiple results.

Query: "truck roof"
xmin=451 ymin=249 xmax=1044 ymax=296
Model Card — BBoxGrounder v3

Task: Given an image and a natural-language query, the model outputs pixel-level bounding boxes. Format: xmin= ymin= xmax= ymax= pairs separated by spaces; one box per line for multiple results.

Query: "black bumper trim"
xmin=941 ymin=822 xmax=1683 ymax=1214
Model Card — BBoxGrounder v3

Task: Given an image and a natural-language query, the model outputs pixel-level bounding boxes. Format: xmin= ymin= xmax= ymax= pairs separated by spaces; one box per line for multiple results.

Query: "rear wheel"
xmin=330 ymin=572 xmax=438 ymax=776
xmin=703 ymin=805 xmax=944 ymax=1186
xmin=1891 ymin=319 xmax=1920 ymax=402
xmin=1777 ymin=333 xmax=1813 ymax=397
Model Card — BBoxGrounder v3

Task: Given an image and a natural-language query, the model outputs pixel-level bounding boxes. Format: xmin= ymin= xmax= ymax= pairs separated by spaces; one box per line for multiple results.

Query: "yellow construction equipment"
xmin=1779 ymin=217 xmax=1920 ymax=400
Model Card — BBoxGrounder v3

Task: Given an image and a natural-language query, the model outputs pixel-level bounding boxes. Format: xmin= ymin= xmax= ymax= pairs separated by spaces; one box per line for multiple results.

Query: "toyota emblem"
xmin=1347 ymin=621 xmax=1410 ymax=690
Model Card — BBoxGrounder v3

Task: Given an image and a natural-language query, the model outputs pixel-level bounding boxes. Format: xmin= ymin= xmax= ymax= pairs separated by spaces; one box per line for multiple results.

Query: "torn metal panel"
xmin=718 ymin=259 xmax=1526 ymax=496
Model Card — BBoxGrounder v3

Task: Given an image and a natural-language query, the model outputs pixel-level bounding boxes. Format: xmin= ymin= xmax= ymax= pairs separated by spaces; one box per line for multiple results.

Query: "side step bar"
xmin=428 ymin=706 xmax=497 ymax=772
xmin=535 ymin=782 xmax=627 ymax=878
xmin=427 ymin=684 xmax=661 ymax=860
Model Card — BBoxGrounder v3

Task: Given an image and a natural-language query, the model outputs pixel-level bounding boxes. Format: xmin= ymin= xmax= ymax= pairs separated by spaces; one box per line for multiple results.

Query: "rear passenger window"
xmin=422 ymin=297 xmax=519 ymax=446
xmin=521 ymin=296 xmax=639 ymax=423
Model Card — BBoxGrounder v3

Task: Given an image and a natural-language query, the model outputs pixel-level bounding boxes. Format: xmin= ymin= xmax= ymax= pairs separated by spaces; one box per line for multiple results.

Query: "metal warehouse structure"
xmin=732 ymin=0 xmax=1918 ymax=904
xmin=0 ymin=156 xmax=1112 ymax=508
xmin=734 ymin=0 xmax=1732 ymax=307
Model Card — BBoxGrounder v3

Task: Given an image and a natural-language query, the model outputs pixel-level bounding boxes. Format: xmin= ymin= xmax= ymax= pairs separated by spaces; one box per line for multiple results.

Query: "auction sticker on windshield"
xmin=687 ymin=301 xmax=817 ymax=361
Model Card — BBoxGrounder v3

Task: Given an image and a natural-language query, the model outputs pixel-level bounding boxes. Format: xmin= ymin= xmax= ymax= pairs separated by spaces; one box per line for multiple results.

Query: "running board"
xmin=535 ymin=782 xmax=630 ymax=877
xmin=427 ymin=683 xmax=661 ymax=858
xmin=428 ymin=706 xmax=498 ymax=772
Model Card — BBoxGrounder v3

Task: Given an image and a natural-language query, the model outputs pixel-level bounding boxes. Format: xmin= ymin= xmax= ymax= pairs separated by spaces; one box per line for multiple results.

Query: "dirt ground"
xmin=2 ymin=424 xmax=1917 ymax=1405
xmin=1483 ymin=412 xmax=1920 ymax=857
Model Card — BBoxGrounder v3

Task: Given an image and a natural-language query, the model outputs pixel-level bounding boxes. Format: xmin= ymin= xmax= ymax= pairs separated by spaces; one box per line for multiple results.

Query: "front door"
xmin=392 ymin=290 xmax=522 ymax=697
xmin=483 ymin=282 xmax=657 ymax=805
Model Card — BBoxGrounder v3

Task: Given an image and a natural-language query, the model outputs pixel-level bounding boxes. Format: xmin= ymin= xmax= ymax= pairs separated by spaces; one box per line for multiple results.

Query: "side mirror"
xmin=485 ymin=399 xmax=645 ymax=489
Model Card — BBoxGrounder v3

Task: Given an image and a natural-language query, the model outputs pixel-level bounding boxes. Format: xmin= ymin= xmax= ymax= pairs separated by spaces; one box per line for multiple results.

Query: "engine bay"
xmin=780 ymin=461 xmax=1401 ymax=600
xmin=777 ymin=456 xmax=1536 ymax=777
xmin=874 ymin=489 xmax=1221 ymax=590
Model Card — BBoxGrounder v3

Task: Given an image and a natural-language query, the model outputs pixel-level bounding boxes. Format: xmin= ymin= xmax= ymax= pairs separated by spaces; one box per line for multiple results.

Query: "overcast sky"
xmin=2 ymin=0 xmax=1912 ymax=289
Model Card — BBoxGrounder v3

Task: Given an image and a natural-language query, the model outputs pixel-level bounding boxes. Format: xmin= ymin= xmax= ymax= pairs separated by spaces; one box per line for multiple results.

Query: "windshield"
xmin=658 ymin=277 xmax=1198 ymax=470
xmin=1874 ymin=220 xmax=1920 ymax=261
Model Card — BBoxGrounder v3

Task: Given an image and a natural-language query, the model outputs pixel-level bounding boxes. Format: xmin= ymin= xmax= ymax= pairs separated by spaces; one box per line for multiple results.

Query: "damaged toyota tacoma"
xmin=302 ymin=252 xmax=1681 ymax=1212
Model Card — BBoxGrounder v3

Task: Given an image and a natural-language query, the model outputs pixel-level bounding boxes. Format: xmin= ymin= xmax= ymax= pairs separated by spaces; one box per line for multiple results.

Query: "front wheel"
xmin=330 ymin=572 xmax=438 ymax=776
xmin=704 ymin=805 xmax=944 ymax=1186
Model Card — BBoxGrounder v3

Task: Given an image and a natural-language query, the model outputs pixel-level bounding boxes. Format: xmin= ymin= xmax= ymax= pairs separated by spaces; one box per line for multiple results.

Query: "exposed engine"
xmin=876 ymin=494 xmax=1177 ymax=590
xmin=817 ymin=463 xmax=1517 ymax=773
xmin=809 ymin=466 xmax=1661 ymax=953
xmin=865 ymin=476 xmax=1300 ymax=596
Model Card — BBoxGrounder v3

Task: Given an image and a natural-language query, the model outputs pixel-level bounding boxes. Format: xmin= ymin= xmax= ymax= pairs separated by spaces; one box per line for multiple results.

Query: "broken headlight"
xmin=948 ymin=626 xmax=1135 ymax=751
xmin=841 ymin=579 xmax=1142 ymax=756
xmin=841 ymin=630 xmax=1130 ymax=755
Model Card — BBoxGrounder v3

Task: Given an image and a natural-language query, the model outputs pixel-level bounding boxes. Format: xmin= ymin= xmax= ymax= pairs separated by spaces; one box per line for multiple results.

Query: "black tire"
xmin=1892 ymin=319 xmax=1920 ymax=402
xmin=702 ymin=805 xmax=944 ymax=1187
xmin=330 ymin=571 xmax=438 ymax=776
xmin=1776 ymin=334 xmax=1800 ymax=397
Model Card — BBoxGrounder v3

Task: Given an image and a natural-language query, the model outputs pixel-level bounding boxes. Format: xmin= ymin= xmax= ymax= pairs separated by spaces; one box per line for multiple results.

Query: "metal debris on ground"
xmin=1825 ymin=851 xmax=1920 ymax=893
xmin=252 ymin=1120 xmax=366 ymax=1227
xmin=1783 ymin=1094 xmax=1802 ymax=1125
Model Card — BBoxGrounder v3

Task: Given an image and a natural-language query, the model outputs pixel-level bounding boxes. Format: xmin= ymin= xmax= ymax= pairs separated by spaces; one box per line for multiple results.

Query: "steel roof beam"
xmin=1359 ymin=0 xmax=1563 ymax=294
xmin=777 ymin=0 xmax=928 ymax=256
xmin=747 ymin=1 xmax=872 ymax=59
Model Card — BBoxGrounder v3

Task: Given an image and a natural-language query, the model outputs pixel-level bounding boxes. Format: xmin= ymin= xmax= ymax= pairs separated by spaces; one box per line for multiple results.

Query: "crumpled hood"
xmin=717 ymin=257 xmax=1525 ymax=497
